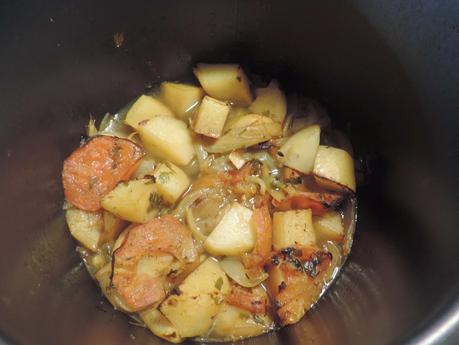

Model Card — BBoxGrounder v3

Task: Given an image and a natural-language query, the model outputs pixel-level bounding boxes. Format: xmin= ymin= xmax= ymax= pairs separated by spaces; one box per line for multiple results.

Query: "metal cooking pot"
xmin=0 ymin=1 xmax=458 ymax=344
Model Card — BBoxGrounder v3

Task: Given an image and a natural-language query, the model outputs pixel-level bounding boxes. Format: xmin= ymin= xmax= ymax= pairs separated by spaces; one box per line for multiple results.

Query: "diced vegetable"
xmin=125 ymin=95 xmax=174 ymax=129
xmin=313 ymin=211 xmax=344 ymax=241
xmin=140 ymin=308 xmax=183 ymax=343
xmin=101 ymin=178 xmax=158 ymax=223
xmin=193 ymin=96 xmax=230 ymax=138
xmin=62 ymin=136 xmax=144 ymax=211
xmin=101 ymin=211 xmax=127 ymax=243
xmin=277 ymin=125 xmax=320 ymax=174
xmin=65 ymin=208 xmax=103 ymax=251
xmin=160 ymin=258 xmax=230 ymax=338
xmin=249 ymin=80 xmax=287 ymax=123
xmin=209 ymin=304 xmax=271 ymax=340
xmin=272 ymin=209 xmax=316 ymax=249
xmin=160 ymin=82 xmax=204 ymax=120
xmin=194 ymin=64 xmax=252 ymax=105
xmin=153 ymin=162 xmax=190 ymax=204
xmin=266 ymin=264 xmax=309 ymax=325
xmin=313 ymin=145 xmax=356 ymax=192
xmin=137 ymin=115 xmax=195 ymax=166
xmin=205 ymin=115 xmax=282 ymax=153
xmin=204 ymin=203 xmax=255 ymax=256
xmin=228 ymin=151 xmax=247 ymax=169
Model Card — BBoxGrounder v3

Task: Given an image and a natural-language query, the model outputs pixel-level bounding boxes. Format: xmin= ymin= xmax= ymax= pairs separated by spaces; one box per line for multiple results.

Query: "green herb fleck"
xmin=164 ymin=161 xmax=175 ymax=170
xmin=239 ymin=312 xmax=249 ymax=320
xmin=144 ymin=176 xmax=156 ymax=185
xmin=158 ymin=172 xmax=172 ymax=184
xmin=271 ymin=179 xmax=283 ymax=190
xmin=149 ymin=192 xmax=168 ymax=210
xmin=252 ymin=314 xmax=265 ymax=325
xmin=215 ymin=277 xmax=223 ymax=290
xmin=211 ymin=295 xmax=223 ymax=304
xmin=285 ymin=176 xmax=303 ymax=185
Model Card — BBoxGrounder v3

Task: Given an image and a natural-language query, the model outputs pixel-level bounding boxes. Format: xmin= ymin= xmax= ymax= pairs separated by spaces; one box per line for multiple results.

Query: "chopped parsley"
xmin=215 ymin=277 xmax=223 ymax=290
xmin=149 ymin=192 xmax=168 ymax=210
xmin=252 ymin=314 xmax=265 ymax=325
xmin=157 ymin=171 xmax=172 ymax=184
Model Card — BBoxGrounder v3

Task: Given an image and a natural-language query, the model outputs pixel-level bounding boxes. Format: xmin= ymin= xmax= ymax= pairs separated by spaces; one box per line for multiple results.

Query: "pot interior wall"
xmin=0 ymin=1 xmax=458 ymax=345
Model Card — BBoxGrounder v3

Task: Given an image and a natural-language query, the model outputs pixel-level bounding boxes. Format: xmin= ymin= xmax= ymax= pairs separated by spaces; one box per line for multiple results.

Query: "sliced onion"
xmin=322 ymin=241 xmax=342 ymax=284
xmin=209 ymin=155 xmax=233 ymax=172
xmin=241 ymin=151 xmax=280 ymax=188
xmin=86 ymin=117 xmax=98 ymax=137
xmin=186 ymin=208 xmax=207 ymax=243
xmin=247 ymin=176 xmax=267 ymax=194
xmin=171 ymin=187 xmax=223 ymax=219
xmin=194 ymin=144 xmax=211 ymax=172
xmin=219 ymin=257 xmax=268 ymax=288
xmin=99 ymin=112 xmax=133 ymax=139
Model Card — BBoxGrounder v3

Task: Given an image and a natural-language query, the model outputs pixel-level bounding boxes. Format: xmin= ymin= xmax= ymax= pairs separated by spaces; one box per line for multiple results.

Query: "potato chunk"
xmin=160 ymin=258 xmax=230 ymax=338
xmin=160 ymin=82 xmax=204 ymax=120
xmin=125 ymin=95 xmax=174 ymax=129
xmin=210 ymin=304 xmax=271 ymax=340
xmin=101 ymin=211 xmax=127 ymax=243
xmin=249 ymin=80 xmax=287 ymax=123
xmin=272 ymin=209 xmax=316 ymax=249
xmin=194 ymin=64 xmax=252 ymax=105
xmin=193 ymin=96 xmax=230 ymax=138
xmin=65 ymin=208 xmax=103 ymax=251
xmin=204 ymin=203 xmax=255 ymax=256
xmin=137 ymin=115 xmax=195 ymax=166
xmin=139 ymin=308 xmax=183 ymax=343
xmin=313 ymin=145 xmax=356 ymax=192
xmin=228 ymin=151 xmax=247 ymax=169
xmin=313 ymin=211 xmax=344 ymax=241
xmin=153 ymin=162 xmax=190 ymax=204
xmin=101 ymin=178 xmax=157 ymax=223
xmin=277 ymin=125 xmax=321 ymax=174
